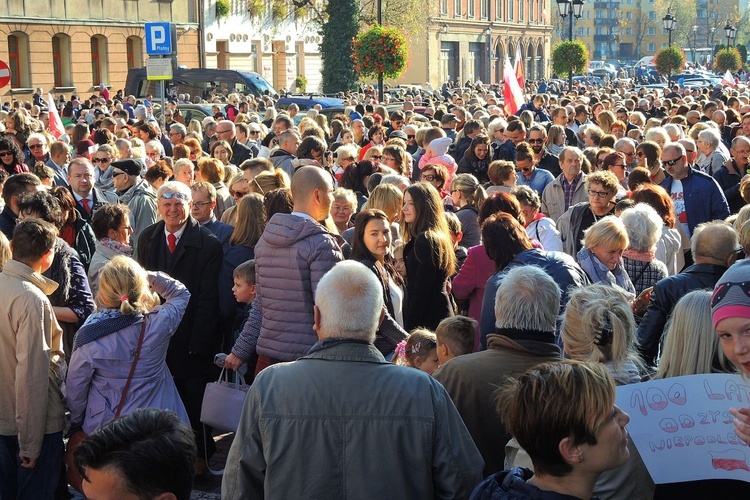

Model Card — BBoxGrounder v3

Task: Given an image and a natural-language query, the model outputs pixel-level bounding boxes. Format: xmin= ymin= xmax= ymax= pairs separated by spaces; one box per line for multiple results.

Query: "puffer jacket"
xmin=253 ymin=213 xmax=344 ymax=361
xmin=118 ymin=177 xmax=158 ymax=252
xmin=479 ymin=248 xmax=590 ymax=346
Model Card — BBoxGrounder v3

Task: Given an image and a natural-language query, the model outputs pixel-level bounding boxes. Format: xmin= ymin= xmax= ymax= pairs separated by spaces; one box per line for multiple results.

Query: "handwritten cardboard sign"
xmin=615 ymin=373 xmax=750 ymax=484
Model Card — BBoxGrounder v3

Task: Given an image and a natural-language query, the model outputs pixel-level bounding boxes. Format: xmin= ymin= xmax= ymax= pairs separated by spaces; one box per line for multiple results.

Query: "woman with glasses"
xmin=558 ymin=171 xmax=620 ymax=258
xmin=601 ymin=151 xmax=628 ymax=190
xmin=487 ymin=120 xmax=507 ymax=148
xmin=358 ymin=125 xmax=386 ymax=161
xmin=0 ymin=134 xmax=29 ymax=175
xmin=340 ymin=160 xmax=377 ymax=211
xmin=635 ymin=140 xmax=664 ymax=183
xmin=382 ymin=144 xmax=410 ymax=177
xmin=92 ymin=144 xmax=118 ymax=192
xmin=330 ymin=188 xmax=358 ymax=234
xmin=331 ymin=144 xmax=358 ymax=183
xmin=362 ymin=145 xmax=384 ymax=170
xmin=419 ymin=163 xmax=451 ymax=203
xmin=197 ymin=158 xmax=233 ymax=220
xmin=457 ymin=135 xmax=491 ymax=183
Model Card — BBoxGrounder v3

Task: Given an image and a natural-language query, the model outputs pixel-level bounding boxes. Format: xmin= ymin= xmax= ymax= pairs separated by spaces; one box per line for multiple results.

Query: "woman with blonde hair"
xmin=66 ymin=255 xmax=190 ymax=441
xmin=450 ymin=173 xmax=487 ymax=248
xmin=248 ymin=168 xmax=290 ymax=196
xmin=656 ymin=290 xmax=731 ymax=378
xmin=187 ymin=119 xmax=203 ymax=142
xmin=360 ymin=182 xmax=404 ymax=247
xmin=331 ymin=187 xmax=358 ymax=234
xmin=597 ymin=110 xmax=616 ymax=134
xmin=578 ymin=216 xmax=635 ymax=295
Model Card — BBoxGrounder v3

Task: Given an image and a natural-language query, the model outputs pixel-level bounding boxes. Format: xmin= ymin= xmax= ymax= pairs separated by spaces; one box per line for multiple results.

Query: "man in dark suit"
xmin=45 ymin=141 xmax=70 ymax=188
xmin=216 ymin=120 xmax=256 ymax=167
xmin=135 ymin=181 xmax=223 ymax=474
xmin=67 ymin=158 xmax=118 ymax=222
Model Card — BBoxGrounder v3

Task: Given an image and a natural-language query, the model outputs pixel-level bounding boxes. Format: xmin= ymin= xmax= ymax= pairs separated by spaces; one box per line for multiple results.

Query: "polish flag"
xmin=503 ymin=55 xmax=524 ymax=116
xmin=46 ymin=93 xmax=64 ymax=139
xmin=514 ymin=44 xmax=525 ymax=90
xmin=721 ymin=70 xmax=736 ymax=87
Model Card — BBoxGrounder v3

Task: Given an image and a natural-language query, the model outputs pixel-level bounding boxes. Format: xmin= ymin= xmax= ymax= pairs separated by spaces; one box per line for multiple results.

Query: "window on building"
xmin=90 ymin=35 xmax=109 ymax=86
xmin=126 ymin=36 xmax=143 ymax=70
xmin=442 ymin=0 xmax=448 ymax=15
xmin=647 ymin=43 xmax=655 ymax=51
xmin=647 ymin=27 xmax=655 ymax=35
xmin=578 ymin=27 xmax=585 ymax=36
xmin=455 ymin=0 xmax=462 ymax=16
xmin=481 ymin=0 xmax=487 ymax=18
xmin=587 ymin=27 xmax=590 ymax=35
xmin=519 ymin=0 xmax=523 ymax=20
xmin=648 ymin=11 xmax=655 ymax=19
xmin=7 ymin=33 xmax=30 ymax=89
xmin=468 ymin=0 xmax=475 ymax=17
xmin=528 ymin=0 xmax=533 ymax=21
xmin=596 ymin=10 xmax=602 ymax=18
xmin=508 ymin=0 xmax=513 ymax=20
xmin=626 ymin=11 xmax=632 ymax=19
xmin=626 ymin=27 xmax=632 ymax=35
xmin=52 ymin=34 xmax=72 ymax=88
xmin=496 ymin=0 xmax=502 ymax=19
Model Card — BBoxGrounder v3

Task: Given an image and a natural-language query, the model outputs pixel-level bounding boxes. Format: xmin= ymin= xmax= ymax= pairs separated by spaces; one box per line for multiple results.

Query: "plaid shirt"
xmin=560 ymin=172 xmax=583 ymax=212
xmin=623 ymin=257 xmax=668 ymax=296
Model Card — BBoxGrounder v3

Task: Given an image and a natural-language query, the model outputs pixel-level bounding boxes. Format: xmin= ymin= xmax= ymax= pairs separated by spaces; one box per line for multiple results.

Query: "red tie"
xmin=81 ymin=198 xmax=91 ymax=215
xmin=167 ymin=233 xmax=177 ymax=253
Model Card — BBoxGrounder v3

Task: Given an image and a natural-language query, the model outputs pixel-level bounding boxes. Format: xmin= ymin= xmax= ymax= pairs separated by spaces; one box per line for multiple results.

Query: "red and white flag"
xmin=721 ymin=70 xmax=736 ymax=87
xmin=514 ymin=44 xmax=525 ymax=90
xmin=503 ymin=55 xmax=524 ymax=116
xmin=46 ymin=93 xmax=64 ymax=139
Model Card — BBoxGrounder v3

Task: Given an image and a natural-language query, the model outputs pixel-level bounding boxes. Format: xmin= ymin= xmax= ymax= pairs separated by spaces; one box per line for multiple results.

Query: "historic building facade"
xmin=0 ymin=0 xmax=200 ymax=100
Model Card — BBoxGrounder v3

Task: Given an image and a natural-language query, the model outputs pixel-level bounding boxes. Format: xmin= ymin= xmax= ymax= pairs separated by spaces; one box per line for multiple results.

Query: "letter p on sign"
xmin=145 ymin=23 xmax=172 ymax=55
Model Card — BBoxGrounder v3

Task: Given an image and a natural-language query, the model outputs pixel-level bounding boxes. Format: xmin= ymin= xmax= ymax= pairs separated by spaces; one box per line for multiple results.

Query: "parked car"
xmin=152 ymin=104 xmax=214 ymax=124
xmin=125 ymin=68 xmax=277 ymax=101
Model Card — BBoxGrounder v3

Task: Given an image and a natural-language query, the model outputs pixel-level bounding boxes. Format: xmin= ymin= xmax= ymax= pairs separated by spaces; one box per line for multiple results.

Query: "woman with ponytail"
xmin=66 ymin=255 xmax=191 ymax=435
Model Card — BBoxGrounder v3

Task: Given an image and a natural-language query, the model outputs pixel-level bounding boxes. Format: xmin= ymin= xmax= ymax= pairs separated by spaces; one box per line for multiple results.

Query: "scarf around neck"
xmin=72 ymin=308 xmax=143 ymax=352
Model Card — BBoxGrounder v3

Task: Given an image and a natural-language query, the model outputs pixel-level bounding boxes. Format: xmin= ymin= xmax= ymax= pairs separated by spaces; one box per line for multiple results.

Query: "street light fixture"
xmin=662 ymin=10 xmax=676 ymax=86
xmin=725 ymin=23 xmax=734 ymax=47
xmin=729 ymin=27 xmax=737 ymax=48
xmin=557 ymin=0 xmax=585 ymax=90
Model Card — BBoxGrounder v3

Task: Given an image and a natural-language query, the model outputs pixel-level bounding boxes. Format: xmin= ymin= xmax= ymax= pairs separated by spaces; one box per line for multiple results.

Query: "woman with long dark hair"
xmin=350 ymin=209 xmax=407 ymax=356
xmin=0 ymin=134 xmax=29 ymax=175
xmin=457 ymin=134 xmax=491 ymax=183
xmin=401 ymin=182 xmax=456 ymax=330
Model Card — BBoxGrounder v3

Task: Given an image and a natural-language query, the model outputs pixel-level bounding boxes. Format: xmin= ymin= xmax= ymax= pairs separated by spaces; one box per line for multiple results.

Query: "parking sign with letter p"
xmin=145 ymin=23 xmax=173 ymax=55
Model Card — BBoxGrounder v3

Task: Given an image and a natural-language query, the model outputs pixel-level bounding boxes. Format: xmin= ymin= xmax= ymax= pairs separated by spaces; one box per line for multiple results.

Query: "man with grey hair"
xmin=168 ymin=123 xmax=187 ymax=147
xmin=659 ymin=142 xmax=729 ymax=238
xmin=715 ymin=135 xmax=750 ymax=213
xmin=540 ymin=146 xmax=588 ymax=223
xmin=434 ymin=265 xmax=563 ymax=477
xmin=270 ymin=130 xmax=301 ymax=177
xmin=637 ymin=221 xmax=740 ymax=367
xmin=614 ymin=137 xmax=638 ymax=171
xmin=216 ymin=119 xmax=255 ymax=166
xmin=223 ymin=260 xmax=483 ymax=499
xmin=135 ymin=180 xmax=223 ymax=474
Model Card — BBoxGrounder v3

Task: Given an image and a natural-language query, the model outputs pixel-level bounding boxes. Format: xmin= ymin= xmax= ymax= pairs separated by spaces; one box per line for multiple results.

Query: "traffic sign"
xmin=146 ymin=58 xmax=173 ymax=80
xmin=145 ymin=23 xmax=173 ymax=55
xmin=0 ymin=60 xmax=10 ymax=88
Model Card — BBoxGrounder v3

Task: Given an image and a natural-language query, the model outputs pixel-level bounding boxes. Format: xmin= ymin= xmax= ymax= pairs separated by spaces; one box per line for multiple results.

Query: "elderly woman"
xmin=331 ymin=187 xmax=358 ymax=234
xmin=512 ymin=185 xmax=562 ymax=252
xmin=197 ymin=157 xmax=233 ymax=220
xmin=418 ymin=163 xmax=451 ymax=201
xmin=456 ymin=134 xmax=491 ymax=183
xmin=558 ymin=170 xmax=619 ymax=257
xmin=697 ymin=127 xmax=729 ymax=176
xmin=644 ymin=126 xmax=670 ymax=150
xmin=632 ymin=183 xmax=683 ymax=275
xmin=332 ymin=144 xmax=358 ymax=182
xmin=88 ymin=204 xmax=133 ymax=297
xmin=577 ymin=216 xmax=635 ymax=296
xmin=487 ymin=119 xmax=507 ymax=147
xmin=635 ymin=140 xmax=664 ymax=183
xmin=620 ymin=203 xmax=669 ymax=297
xmin=474 ymin=360 xmax=632 ymax=500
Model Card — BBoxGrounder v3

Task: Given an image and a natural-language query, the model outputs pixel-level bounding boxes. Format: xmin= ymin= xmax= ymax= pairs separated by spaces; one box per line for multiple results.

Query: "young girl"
xmin=393 ymin=329 xmax=439 ymax=374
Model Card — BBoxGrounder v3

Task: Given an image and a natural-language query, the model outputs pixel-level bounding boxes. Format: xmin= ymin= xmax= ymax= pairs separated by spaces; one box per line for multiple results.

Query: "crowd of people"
xmin=2 ymin=79 xmax=750 ymax=499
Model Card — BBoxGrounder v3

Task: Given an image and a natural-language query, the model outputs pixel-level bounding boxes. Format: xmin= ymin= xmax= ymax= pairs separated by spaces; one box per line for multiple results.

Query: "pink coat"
xmin=451 ymin=245 xmax=494 ymax=350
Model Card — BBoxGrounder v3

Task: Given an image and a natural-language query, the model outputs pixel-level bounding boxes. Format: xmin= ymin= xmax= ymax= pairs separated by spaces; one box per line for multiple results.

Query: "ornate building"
xmin=396 ymin=0 xmax=553 ymax=87
xmin=0 ymin=0 xmax=200 ymax=100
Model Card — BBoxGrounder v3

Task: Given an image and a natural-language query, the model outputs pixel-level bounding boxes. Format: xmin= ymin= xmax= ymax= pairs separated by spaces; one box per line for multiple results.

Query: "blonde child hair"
xmin=97 ymin=255 xmax=160 ymax=315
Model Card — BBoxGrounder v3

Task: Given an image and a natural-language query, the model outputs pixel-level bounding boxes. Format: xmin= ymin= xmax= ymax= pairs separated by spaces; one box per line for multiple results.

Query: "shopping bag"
xmin=200 ymin=367 xmax=249 ymax=433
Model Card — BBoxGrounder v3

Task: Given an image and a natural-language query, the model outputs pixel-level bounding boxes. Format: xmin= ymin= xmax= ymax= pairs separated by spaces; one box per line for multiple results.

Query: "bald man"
xmin=235 ymin=166 xmax=344 ymax=372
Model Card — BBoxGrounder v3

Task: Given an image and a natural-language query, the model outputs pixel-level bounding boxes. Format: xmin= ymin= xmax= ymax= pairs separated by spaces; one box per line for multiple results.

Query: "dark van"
xmin=124 ymin=68 xmax=278 ymax=100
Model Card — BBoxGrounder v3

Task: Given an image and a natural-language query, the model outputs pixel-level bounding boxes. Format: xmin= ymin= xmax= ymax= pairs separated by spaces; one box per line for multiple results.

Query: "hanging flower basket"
xmin=351 ymin=25 xmax=409 ymax=80
xmin=551 ymin=40 xmax=589 ymax=78
xmin=654 ymin=46 xmax=686 ymax=76
xmin=715 ymin=47 xmax=742 ymax=74
xmin=216 ymin=0 xmax=230 ymax=19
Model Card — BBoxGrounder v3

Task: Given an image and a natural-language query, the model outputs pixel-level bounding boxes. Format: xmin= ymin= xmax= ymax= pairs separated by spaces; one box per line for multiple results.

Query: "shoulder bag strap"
xmin=114 ymin=318 xmax=147 ymax=419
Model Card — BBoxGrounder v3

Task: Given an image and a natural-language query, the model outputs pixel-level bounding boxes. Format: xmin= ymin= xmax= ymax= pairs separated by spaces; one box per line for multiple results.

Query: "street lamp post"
xmin=662 ymin=10 xmax=676 ymax=87
xmin=725 ymin=23 xmax=734 ymax=48
xmin=557 ymin=0 xmax=584 ymax=90
xmin=692 ymin=25 xmax=698 ymax=67
xmin=729 ymin=27 xmax=737 ymax=48
xmin=710 ymin=27 xmax=717 ymax=50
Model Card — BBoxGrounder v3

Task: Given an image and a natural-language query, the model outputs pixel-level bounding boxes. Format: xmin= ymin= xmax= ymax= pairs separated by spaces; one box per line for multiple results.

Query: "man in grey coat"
xmin=222 ymin=261 xmax=484 ymax=499
xmin=111 ymin=159 xmax=158 ymax=254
